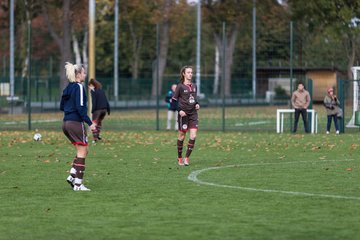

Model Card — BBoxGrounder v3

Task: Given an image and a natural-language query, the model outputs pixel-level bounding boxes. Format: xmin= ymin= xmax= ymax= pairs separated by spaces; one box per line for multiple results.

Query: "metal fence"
xmin=0 ymin=17 xmax=351 ymax=132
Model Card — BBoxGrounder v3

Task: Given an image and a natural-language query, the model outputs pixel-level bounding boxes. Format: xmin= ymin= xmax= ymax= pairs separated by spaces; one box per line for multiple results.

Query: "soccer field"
xmin=1 ymin=130 xmax=360 ymax=240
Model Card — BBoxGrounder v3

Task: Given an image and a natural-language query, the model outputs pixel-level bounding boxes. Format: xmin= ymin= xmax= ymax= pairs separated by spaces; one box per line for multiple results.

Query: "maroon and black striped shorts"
xmin=62 ymin=121 xmax=88 ymax=146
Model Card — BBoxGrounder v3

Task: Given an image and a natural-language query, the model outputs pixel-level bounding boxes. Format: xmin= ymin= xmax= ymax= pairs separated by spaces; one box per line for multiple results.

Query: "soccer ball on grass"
xmin=33 ymin=133 xmax=42 ymax=141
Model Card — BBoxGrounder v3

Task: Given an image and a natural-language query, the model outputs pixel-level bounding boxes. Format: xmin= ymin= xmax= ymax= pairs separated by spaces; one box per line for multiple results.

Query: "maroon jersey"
xmin=172 ymin=82 xmax=198 ymax=115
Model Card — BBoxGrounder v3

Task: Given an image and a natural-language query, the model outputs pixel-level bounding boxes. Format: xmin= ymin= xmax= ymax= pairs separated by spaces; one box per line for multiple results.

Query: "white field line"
xmin=235 ymin=121 xmax=270 ymax=126
xmin=188 ymin=159 xmax=360 ymax=201
xmin=4 ymin=119 xmax=60 ymax=125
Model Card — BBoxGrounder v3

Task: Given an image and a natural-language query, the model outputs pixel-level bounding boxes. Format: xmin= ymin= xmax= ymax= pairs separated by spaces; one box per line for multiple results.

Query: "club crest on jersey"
xmin=189 ymin=95 xmax=195 ymax=104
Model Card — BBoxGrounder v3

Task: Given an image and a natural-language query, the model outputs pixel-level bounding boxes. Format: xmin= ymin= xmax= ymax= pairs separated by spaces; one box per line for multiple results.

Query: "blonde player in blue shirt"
xmin=60 ymin=62 xmax=96 ymax=191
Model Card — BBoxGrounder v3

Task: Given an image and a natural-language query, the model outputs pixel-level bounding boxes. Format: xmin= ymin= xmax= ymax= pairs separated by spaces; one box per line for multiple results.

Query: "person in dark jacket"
xmin=60 ymin=62 xmax=96 ymax=191
xmin=165 ymin=84 xmax=178 ymax=130
xmin=89 ymin=78 xmax=110 ymax=143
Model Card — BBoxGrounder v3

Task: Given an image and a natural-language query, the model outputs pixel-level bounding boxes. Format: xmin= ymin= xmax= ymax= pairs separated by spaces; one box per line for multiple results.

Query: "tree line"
xmin=0 ymin=0 xmax=359 ymax=97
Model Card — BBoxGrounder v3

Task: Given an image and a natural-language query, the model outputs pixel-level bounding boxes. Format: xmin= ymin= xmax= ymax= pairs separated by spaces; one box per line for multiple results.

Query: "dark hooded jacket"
xmin=60 ymin=82 xmax=92 ymax=126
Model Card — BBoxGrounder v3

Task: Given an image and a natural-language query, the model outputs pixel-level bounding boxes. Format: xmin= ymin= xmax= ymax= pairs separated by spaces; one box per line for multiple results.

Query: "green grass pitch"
xmin=1 ymin=130 xmax=360 ymax=240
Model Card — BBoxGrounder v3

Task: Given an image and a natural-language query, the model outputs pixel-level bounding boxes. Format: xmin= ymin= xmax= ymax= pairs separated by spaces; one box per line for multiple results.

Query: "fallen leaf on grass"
xmin=326 ymin=144 xmax=336 ymax=150
xmin=346 ymin=168 xmax=353 ymax=171
xmin=350 ymin=144 xmax=359 ymax=150
xmin=311 ymin=146 xmax=321 ymax=150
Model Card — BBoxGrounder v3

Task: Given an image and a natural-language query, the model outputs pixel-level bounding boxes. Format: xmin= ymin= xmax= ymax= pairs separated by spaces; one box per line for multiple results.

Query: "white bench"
xmin=276 ymin=109 xmax=318 ymax=134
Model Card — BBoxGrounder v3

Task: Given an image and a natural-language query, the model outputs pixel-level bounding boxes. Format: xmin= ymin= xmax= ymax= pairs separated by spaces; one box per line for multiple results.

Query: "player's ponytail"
xmin=65 ymin=62 xmax=76 ymax=82
xmin=65 ymin=62 xmax=85 ymax=82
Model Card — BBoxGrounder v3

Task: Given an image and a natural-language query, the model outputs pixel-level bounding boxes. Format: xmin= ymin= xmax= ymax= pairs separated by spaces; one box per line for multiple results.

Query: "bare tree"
xmin=214 ymin=22 xmax=239 ymax=96
xmin=72 ymin=28 xmax=81 ymax=65
xmin=151 ymin=0 xmax=172 ymax=97
xmin=204 ymin=0 xmax=251 ymax=96
xmin=72 ymin=27 xmax=88 ymax=67
xmin=42 ymin=0 xmax=72 ymax=92
xmin=213 ymin=45 xmax=220 ymax=95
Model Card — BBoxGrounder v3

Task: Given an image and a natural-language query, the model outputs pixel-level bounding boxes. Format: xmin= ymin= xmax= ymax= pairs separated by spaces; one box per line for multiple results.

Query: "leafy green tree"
xmin=0 ymin=0 xmax=44 ymax=77
xmin=256 ymin=0 xmax=290 ymax=67
xmin=288 ymin=0 xmax=360 ymax=79
xmin=123 ymin=0 xmax=153 ymax=82
xmin=94 ymin=0 xmax=116 ymax=75
xmin=95 ymin=0 xmax=156 ymax=96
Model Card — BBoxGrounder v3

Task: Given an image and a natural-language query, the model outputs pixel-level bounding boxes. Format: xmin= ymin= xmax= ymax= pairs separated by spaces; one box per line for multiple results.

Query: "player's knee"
xmin=190 ymin=133 xmax=197 ymax=140
xmin=178 ymin=133 xmax=186 ymax=141
xmin=83 ymin=147 xmax=89 ymax=156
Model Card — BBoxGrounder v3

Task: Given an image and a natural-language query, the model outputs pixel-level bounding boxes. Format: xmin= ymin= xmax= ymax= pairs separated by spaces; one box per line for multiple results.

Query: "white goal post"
xmin=346 ymin=67 xmax=360 ymax=128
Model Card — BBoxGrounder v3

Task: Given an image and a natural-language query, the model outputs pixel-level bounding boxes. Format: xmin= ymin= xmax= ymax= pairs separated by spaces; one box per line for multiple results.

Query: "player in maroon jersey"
xmin=172 ymin=66 xmax=200 ymax=166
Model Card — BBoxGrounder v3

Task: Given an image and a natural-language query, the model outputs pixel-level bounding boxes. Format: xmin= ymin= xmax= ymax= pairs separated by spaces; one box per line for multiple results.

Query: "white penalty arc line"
xmin=188 ymin=159 xmax=360 ymax=201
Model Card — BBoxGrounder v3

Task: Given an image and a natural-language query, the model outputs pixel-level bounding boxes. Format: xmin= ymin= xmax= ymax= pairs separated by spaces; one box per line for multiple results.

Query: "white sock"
xmin=74 ymin=178 xmax=83 ymax=185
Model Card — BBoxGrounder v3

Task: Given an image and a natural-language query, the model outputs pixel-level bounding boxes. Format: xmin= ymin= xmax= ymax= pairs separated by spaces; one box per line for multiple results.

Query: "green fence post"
xmin=27 ymin=18 xmax=32 ymax=131
xmin=49 ymin=56 xmax=52 ymax=101
xmin=289 ymin=21 xmax=293 ymax=132
xmin=337 ymin=79 xmax=345 ymax=133
xmin=156 ymin=23 xmax=160 ymax=131
xmin=222 ymin=22 xmax=226 ymax=132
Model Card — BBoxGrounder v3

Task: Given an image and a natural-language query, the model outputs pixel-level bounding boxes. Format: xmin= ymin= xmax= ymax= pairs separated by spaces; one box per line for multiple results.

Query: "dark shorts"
xmin=92 ymin=109 xmax=107 ymax=126
xmin=178 ymin=112 xmax=198 ymax=132
xmin=62 ymin=121 xmax=88 ymax=146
